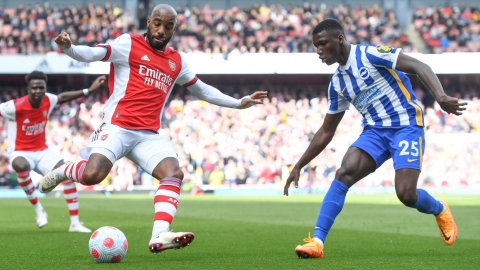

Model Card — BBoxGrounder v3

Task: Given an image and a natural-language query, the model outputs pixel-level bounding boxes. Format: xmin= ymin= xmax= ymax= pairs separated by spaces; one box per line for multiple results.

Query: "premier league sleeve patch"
xmin=376 ymin=45 xmax=394 ymax=53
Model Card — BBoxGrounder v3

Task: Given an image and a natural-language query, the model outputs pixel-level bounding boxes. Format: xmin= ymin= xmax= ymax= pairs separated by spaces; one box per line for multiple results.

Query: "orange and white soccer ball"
xmin=88 ymin=226 xmax=128 ymax=263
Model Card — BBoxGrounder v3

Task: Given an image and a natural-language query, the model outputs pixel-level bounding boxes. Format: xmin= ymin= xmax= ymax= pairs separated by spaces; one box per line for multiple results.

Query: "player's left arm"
xmin=57 ymin=76 xmax=106 ymax=104
xmin=395 ymin=53 xmax=467 ymax=115
xmin=186 ymin=80 xmax=267 ymax=109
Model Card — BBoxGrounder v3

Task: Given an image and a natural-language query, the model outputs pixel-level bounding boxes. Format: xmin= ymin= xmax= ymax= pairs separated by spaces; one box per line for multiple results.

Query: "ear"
xmin=338 ymin=34 xmax=344 ymax=45
xmin=147 ymin=17 xmax=151 ymax=26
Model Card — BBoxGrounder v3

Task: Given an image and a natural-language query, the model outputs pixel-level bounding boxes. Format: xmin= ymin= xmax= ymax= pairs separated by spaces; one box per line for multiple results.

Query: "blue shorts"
xmin=351 ymin=125 xmax=425 ymax=171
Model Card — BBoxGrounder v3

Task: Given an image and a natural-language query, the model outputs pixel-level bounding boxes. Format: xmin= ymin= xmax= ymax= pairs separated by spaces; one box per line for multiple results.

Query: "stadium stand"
xmin=413 ymin=2 xmax=480 ymax=53
xmin=0 ymin=1 xmax=413 ymax=54
xmin=1 ymin=79 xmax=479 ymax=190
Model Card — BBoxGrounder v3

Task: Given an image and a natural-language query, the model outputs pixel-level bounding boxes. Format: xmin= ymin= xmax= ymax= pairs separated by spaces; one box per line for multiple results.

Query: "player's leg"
xmin=296 ymin=127 xmax=389 ymax=259
xmin=126 ymin=132 xmax=194 ymax=254
xmin=391 ymin=126 xmax=456 ymax=245
xmin=45 ymin=160 xmax=92 ymax=233
xmin=39 ymin=124 xmax=125 ymax=193
xmin=11 ymin=155 xmax=48 ymax=228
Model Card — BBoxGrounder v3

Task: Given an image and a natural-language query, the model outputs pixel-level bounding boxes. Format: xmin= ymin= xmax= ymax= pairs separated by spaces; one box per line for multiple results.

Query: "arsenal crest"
xmin=43 ymin=110 xmax=47 ymax=117
xmin=101 ymin=134 xmax=108 ymax=141
xmin=168 ymin=59 xmax=176 ymax=71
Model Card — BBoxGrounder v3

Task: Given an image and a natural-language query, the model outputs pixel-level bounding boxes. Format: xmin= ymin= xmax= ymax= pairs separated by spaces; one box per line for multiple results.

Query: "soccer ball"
xmin=88 ymin=226 xmax=128 ymax=263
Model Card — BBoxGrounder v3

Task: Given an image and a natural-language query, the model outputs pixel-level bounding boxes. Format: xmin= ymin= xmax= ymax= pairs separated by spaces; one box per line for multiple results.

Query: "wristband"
xmin=83 ymin=89 xmax=89 ymax=96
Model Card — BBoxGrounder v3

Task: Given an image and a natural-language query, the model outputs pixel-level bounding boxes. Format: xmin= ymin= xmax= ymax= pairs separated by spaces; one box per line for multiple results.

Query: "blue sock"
xmin=411 ymin=189 xmax=444 ymax=216
xmin=313 ymin=179 xmax=349 ymax=244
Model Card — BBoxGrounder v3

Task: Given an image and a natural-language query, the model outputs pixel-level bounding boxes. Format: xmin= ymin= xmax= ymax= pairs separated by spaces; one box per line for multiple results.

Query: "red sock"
xmin=152 ymin=177 xmax=182 ymax=238
xmin=63 ymin=180 xmax=80 ymax=223
xmin=17 ymin=171 xmax=44 ymax=212
xmin=64 ymin=160 xmax=87 ymax=185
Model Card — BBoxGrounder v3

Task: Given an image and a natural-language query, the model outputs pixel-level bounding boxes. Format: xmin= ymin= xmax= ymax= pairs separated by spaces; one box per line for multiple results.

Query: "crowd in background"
xmin=1 ymin=80 xmax=479 ymax=191
xmin=414 ymin=2 xmax=480 ymax=53
xmin=0 ymin=2 xmax=136 ymax=55
xmin=0 ymin=1 xmax=413 ymax=55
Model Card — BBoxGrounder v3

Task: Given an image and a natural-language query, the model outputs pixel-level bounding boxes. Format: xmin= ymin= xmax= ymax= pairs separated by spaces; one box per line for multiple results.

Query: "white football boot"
xmin=68 ymin=223 xmax=92 ymax=233
xmin=148 ymin=230 xmax=195 ymax=254
xmin=36 ymin=210 xmax=48 ymax=228
xmin=38 ymin=162 xmax=71 ymax=193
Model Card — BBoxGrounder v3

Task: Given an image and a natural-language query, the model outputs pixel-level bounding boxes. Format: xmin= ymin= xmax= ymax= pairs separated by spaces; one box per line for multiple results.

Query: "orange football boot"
xmin=435 ymin=200 xmax=457 ymax=245
xmin=295 ymin=230 xmax=323 ymax=259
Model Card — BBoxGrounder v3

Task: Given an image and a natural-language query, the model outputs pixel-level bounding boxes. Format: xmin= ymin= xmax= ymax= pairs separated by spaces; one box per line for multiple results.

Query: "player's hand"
xmin=241 ymin=91 xmax=268 ymax=106
xmin=437 ymin=95 xmax=467 ymax=116
xmin=284 ymin=167 xmax=300 ymax=196
xmin=54 ymin=31 xmax=72 ymax=49
xmin=88 ymin=76 xmax=107 ymax=93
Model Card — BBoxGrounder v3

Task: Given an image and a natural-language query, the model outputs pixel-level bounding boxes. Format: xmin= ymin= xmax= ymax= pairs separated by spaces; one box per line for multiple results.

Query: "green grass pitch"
xmin=1 ymin=194 xmax=479 ymax=269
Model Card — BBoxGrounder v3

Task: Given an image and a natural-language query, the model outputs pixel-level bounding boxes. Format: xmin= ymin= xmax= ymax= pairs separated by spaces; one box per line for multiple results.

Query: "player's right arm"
xmin=283 ymin=112 xmax=344 ymax=195
xmin=55 ymin=31 xmax=129 ymax=64
xmin=55 ymin=32 xmax=107 ymax=62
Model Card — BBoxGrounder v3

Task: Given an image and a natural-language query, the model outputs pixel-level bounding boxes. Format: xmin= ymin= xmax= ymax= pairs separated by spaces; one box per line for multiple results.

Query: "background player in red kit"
xmin=0 ymin=71 xmax=105 ymax=232
xmin=40 ymin=4 xmax=267 ymax=253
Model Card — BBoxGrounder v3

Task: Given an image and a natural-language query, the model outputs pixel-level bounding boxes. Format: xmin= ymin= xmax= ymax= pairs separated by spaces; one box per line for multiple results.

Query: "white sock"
xmin=151 ymin=223 xmax=169 ymax=239
xmin=70 ymin=215 xmax=80 ymax=224
xmin=314 ymin=237 xmax=324 ymax=248
xmin=33 ymin=202 xmax=44 ymax=213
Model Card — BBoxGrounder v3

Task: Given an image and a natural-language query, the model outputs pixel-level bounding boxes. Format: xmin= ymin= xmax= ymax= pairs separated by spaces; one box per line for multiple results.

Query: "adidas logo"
xmin=23 ymin=118 xmax=30 ymax=123
xmin=141 ymin=55 xmax=150 ymax=61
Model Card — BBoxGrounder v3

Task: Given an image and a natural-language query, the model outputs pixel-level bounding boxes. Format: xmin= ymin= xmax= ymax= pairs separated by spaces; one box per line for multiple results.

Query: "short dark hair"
xmin=312 ymin=19 xmax=345 ymax=37
xmin=25 ymin=71 xmax=48 ymax=84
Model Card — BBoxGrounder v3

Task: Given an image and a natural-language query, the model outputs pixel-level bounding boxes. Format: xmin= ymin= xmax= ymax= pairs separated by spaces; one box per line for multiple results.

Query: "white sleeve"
xmin=365 ymin=45 xmax=402 ymax=70
xmin=61 ymin=33 xmax=131 ymax=64
xmin=186 ymin=79 xmax=253 ymax=109
xmin=0 ymin=100 xmax=16 ymax=121
xmin=62 ymin=45 xmax=108 ymax=62
xmin=45 ymin=93 xmax=58 ymax=115
xmin=176 ymin=55 xmax=198 ymax=87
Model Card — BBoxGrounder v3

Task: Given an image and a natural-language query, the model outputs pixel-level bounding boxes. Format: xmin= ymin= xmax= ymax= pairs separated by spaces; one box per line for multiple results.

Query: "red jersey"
xmin=97 ymin=33 xmax=197 ymax=131
xmin=0 ymin=93 xmax=58 ymax=154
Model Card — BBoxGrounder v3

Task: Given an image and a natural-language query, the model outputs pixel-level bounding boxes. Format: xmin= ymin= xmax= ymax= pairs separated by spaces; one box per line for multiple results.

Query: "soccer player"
xmin=39 ymin=4 xmax=267 ymax=254
xmin=0 ymin=71 xmax=105 ymax=232
xmin=284 ymin=19 xmax=466 ymax=259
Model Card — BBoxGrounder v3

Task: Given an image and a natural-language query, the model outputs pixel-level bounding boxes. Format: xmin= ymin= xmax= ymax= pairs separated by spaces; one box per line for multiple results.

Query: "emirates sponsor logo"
xmin=139 ymin=64 xmax=173 ymax=93
xmin=169 ymin=60 xmax=176 ymax=71
xmin=22 ymin=120 xmax=47 ymax=135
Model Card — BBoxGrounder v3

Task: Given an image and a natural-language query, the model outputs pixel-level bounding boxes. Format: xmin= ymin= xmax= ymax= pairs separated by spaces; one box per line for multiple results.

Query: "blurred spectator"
xmin=0 ymin=2 xmax=411 ymax=55
xmin=413 ymin=2 xmax=480 ymax=53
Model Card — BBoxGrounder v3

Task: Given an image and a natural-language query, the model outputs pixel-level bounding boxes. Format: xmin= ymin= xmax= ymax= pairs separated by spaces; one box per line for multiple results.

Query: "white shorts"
xmin=80 ymin=123 xmax=177 ymax=175
xmin=9 ymin=148 xmax=63 ymax=175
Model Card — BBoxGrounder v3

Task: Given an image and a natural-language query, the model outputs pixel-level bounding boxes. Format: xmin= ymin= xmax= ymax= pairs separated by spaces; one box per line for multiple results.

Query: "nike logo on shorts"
xmin=407 ymin=159 xmax=418 ymax=162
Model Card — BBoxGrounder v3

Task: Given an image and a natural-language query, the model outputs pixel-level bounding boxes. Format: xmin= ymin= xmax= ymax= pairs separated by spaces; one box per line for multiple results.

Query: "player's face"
xmin=313 ymin=31 xmax=341 ymax=66
xmin=27 ymin=79 xmax=46 ymax=104
xmin=147 ymin=9 xmax=176 ymax=51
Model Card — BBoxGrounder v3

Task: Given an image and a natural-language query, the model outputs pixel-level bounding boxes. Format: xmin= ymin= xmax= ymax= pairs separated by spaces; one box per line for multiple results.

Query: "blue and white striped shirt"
xmin=328 ymin=44 xmax=424 ymax=127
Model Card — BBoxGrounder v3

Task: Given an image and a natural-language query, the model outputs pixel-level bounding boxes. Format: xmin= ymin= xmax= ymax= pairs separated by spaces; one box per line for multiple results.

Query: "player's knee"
xmin=12 ymin=160 xmax=30 ymax=173
xmin=334 ymin=167 xmax=354 ymax=187
xmin=170 ymin=168 xmax=184 ymax=180
xmin=396 ymin=188 xmax=417 ymax=207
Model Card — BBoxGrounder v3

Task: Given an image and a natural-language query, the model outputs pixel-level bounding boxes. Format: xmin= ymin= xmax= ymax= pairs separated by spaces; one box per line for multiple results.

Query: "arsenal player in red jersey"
xmin=0 ymin=71 xmax=105 ymax=232
xmin=40 ymin=4 xmax=267 ymax=254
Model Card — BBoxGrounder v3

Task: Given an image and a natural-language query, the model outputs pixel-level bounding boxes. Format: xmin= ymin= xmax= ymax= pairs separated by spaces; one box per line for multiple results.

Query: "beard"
xmin=147 ymin=26 xmax=172 ymax=51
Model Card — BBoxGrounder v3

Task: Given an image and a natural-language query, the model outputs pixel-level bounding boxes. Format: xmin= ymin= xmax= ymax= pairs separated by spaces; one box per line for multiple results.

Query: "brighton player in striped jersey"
xmin=0 ymin=71 xmax=105 ymax=232
xmin=284 ymin=19 xmax=466 ymax=259
xmin=39 ymin=4 xmax=266 ymax=254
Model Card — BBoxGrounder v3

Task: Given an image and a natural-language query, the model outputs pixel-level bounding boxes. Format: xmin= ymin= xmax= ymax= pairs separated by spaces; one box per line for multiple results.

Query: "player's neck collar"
xmin=339 ymin=44 xmax=356 ymax=69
